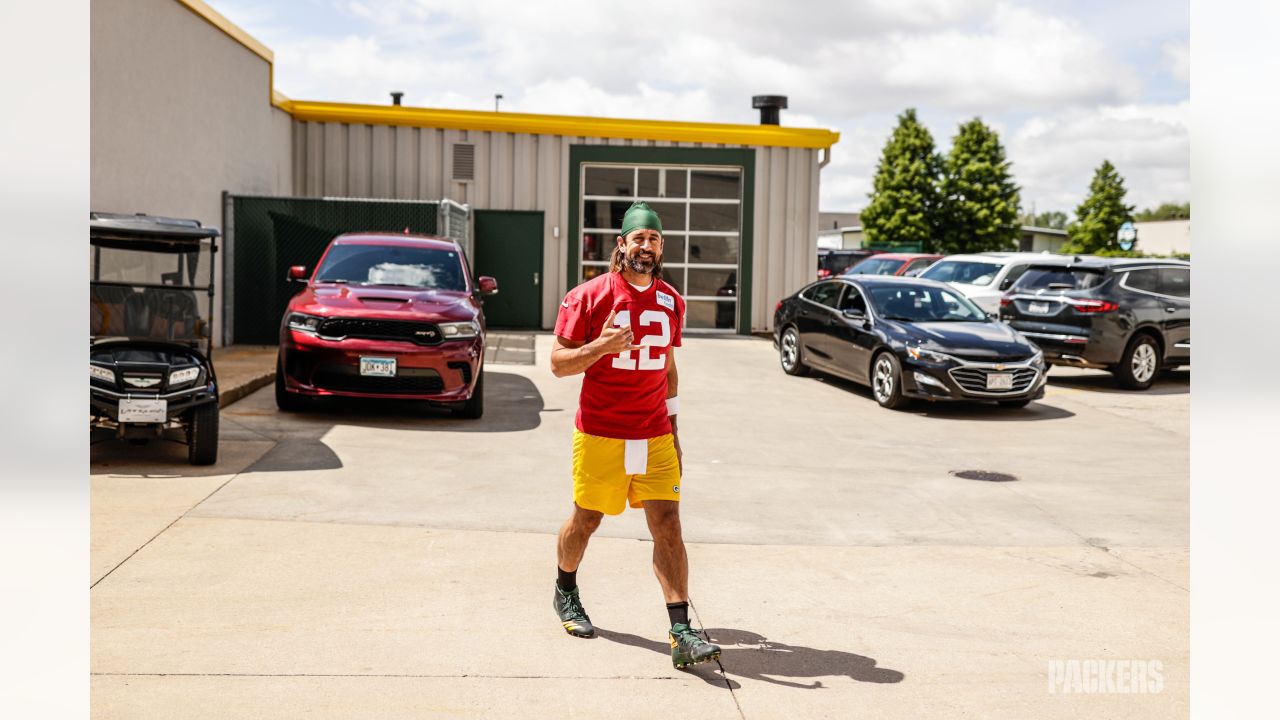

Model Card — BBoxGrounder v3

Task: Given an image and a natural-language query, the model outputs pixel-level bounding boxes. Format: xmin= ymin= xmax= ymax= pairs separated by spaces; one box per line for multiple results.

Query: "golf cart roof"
xmin=90 ymin=212 xmax=219 ymax=251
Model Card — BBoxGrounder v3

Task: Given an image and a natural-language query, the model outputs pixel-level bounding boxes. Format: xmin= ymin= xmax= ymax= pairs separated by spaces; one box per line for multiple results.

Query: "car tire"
xmin=779 ymin=326 xmax=810 ymax=376
xmin=998 ymin=398 xmax=1032 ymax=408
xmin=187 ymin=402 xmax=219 ymax=466
xmin=871 ymin=352 xmax=908 ymax=410
xmin=1114 ymin=334 xmax=1160 ymax=391
xmin=453 ymin=369 xmax=484 ymax=419
xmin=275 ymin=357 xmax=310 ymax=412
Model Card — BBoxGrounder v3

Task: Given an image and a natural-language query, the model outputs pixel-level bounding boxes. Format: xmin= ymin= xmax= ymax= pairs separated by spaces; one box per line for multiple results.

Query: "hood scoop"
xmin=359 ymin=296 xmax=410 ymax=304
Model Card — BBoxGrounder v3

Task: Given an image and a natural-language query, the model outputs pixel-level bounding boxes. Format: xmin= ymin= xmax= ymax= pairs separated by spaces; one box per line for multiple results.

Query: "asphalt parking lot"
xmin=90 ymin=334 xmax=1188 ymax=719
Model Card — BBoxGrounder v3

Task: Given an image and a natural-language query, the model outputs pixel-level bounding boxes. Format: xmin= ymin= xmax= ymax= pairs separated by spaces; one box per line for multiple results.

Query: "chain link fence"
xmin=223 ymin=194 xmax=470 ymax=345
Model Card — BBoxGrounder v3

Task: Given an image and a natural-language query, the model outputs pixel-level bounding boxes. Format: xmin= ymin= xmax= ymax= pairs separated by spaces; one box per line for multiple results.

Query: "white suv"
xmin=918 ymin=252 xmax=1077 ymax=315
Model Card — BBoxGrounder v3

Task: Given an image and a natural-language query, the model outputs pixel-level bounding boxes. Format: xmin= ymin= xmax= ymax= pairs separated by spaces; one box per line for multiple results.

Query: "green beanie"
xmin=620 ymin=201 xmax=663 ymax=237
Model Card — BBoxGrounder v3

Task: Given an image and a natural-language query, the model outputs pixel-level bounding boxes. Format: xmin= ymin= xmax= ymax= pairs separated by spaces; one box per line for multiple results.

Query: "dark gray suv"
xmin=998 ymin=258 xmax=1190 ymax=390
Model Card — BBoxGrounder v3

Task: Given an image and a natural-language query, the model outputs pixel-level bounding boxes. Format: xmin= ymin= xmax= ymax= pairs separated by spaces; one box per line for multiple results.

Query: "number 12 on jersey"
xmin=611 ymin=310 xmax=670 ymax=370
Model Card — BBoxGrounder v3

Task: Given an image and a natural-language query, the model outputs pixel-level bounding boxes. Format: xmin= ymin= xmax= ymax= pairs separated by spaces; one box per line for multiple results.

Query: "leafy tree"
xmin=1021 ymin=210 xmax=1069 ymax=230
xmin=939 ymin=118 xmax=1022 ymax=253
xmin=1134 ymin=202 xmax=1190 ymax=221
xmin=861 ymin=109 xmax=945 ymax=252
xmin=1063 ymin=160 xmax=1135 ymax=254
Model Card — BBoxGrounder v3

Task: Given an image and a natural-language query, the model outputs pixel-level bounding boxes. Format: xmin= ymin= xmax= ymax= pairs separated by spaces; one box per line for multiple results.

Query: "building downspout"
xmin=819 ymin=146 xmax=832 ymax=169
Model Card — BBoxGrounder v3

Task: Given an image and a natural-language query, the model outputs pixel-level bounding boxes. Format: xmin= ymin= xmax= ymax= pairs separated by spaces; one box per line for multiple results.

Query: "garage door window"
xmin=581 ymin=164 xmax=741 ymax=331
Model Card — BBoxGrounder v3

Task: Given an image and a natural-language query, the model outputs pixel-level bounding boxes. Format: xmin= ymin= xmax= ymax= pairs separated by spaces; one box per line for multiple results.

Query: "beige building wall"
xmin=1133 ymin=219 xmax=1191 ymax=256
xmin=292 ymin=121 xmax=823 ymax=333
xmin=91 ymin=0 xmax=293 ymax=343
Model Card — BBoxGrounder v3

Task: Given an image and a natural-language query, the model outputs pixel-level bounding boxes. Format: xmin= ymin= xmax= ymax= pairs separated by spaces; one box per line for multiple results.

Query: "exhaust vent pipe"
xmin=390 ymin=91 xmax=404 ymax=106
xmin=752 ymin=95 xmax=788 ymax=125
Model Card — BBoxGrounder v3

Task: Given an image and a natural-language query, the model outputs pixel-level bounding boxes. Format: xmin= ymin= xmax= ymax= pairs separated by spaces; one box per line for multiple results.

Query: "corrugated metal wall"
xmin=292 ymin=121 xmax=820 ymax=332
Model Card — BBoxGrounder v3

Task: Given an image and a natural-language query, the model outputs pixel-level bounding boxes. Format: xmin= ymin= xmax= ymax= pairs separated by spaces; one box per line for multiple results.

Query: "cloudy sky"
xmin=217 ymin=0 xmax=1189 ymax=216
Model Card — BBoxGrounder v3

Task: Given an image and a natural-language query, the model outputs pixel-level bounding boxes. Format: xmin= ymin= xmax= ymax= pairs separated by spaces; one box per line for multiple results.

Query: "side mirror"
xmin=477 ymin=276 xmax=499 ymax=295
xmin=287 ymin=266 xmax=308 ymax=282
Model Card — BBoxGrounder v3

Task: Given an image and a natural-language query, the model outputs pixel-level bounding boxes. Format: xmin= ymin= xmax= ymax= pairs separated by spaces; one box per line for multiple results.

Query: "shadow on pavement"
xmin=814 ymin=373 xmax=1074 ymax=422
xmin=596 ymin=627 xmax=905 ymax=689
xmin=1047 ymin=368 xmax=1189 ymax=396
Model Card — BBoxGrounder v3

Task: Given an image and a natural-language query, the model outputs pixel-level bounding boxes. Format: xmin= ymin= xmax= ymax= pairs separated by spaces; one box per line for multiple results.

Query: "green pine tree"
xmin=939 ymin=118 xmax=1022 ymax=253
xmin=861 ymin=109 xmax=944 ymax=252
xmin=1063 ymin=160 xmax=1136 ymax=255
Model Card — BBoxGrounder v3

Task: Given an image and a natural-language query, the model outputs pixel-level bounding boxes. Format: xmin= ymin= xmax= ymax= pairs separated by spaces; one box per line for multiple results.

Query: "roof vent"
xmin=752 ymin=95 xmax=788 ymax=125
xmin=390 ymin=91 xmax=404 ymax=106
xmin=452 ymin=143 xmax=475 ymax=181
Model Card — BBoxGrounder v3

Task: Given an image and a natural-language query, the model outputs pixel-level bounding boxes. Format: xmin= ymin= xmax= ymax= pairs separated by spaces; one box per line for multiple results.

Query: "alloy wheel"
xmin=873 ymin=357 xmax=894 ymax=402
xmin=1131 ymin=341 xmax=1157 ymax=383
xmin=781 ymin=330 xmax=798 ymax=370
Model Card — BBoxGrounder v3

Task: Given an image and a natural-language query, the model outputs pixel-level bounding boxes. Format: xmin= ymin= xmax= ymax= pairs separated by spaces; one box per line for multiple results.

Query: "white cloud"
xmin=1009 ymin=101 xmax=1189 ymax=214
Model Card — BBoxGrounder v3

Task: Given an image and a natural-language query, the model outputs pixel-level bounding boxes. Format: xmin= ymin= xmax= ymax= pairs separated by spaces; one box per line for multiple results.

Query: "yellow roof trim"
xmin=282 ymin=100 xmax=840 ymax=150
xmin=175 ymin=0 xmax=274 ymax=63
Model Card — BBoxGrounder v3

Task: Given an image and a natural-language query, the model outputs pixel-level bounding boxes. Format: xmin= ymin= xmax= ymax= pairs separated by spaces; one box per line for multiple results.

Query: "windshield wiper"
xmin=315 ymin=278 xmax=350 ymax=284
xmin=363 ymin=282 xmax=428 ymax=288
xmin=881 ymin=315 xmax=916 ymax=322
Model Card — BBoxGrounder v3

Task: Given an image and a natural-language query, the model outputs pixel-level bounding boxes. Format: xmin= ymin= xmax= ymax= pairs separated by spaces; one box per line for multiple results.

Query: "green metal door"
xmin=473 ymin=210 xmax=544 ymax=329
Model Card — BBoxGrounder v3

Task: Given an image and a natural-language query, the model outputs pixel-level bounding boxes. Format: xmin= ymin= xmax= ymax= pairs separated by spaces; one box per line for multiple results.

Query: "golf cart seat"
xmin=91 ymin=285 xmax=133 ymax=336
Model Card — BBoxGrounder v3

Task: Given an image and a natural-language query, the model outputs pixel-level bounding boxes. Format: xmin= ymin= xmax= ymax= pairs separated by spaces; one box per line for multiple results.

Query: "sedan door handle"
xmin=1165 ymin=307 xmax=1178 ymax=313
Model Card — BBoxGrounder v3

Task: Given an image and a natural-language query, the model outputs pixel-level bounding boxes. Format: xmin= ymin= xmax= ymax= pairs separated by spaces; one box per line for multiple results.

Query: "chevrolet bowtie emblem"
xmin=995 ymin=364 xmax=1006 ymax=371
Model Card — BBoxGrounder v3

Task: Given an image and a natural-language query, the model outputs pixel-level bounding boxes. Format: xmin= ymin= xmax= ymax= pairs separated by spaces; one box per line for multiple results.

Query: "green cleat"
xmin=554 ymin=585 xmax=595 ymax=638
xmin=669 ymin=623 xmax=721 ymax=669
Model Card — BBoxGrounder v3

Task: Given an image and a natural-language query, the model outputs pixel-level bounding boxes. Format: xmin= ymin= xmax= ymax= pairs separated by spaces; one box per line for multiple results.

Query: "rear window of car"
xmin=1011 ymin=267 xmax=1106 ymax=291
xmin=1159 ymin=267 xmax=1190 ymax=298
xmin=802 ymin=281 xmax=843 ymax=307
xmin=919 ymin=260 xmax=1002 ymax=286
xmin=844 ymin=258 xmax=903 ymax=275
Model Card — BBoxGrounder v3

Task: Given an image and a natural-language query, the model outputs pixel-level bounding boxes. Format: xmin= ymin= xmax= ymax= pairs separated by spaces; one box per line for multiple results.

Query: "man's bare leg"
xmin=557 ymin=503 xmax=603 ymax=572
xmin=554 ymin=503 xmax=603 ymax=638
xmin=643 ymin=500 xmax=688 ymax=602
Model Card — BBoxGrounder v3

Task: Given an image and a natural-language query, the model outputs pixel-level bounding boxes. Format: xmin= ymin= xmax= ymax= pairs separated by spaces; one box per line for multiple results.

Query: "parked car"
xmin=773 ymin=276 xmax=1047 ymax=409
xmin=275 ymin=233 xmax=499 ymax=417
xmin=919 ymin=252 xmax=1077 ymax=315
xmin=999 ymin=257 xmax=1190 ymax=390
xmin=817 ymin=249 xmax=880 ymax=279
xmin=842 ymin=253 xmax=943 ymax=277
xmin=90 ymin=212 xmax=221 ymax=465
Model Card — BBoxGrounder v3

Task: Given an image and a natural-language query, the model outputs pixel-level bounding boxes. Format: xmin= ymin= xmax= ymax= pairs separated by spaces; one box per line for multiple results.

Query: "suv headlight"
xmin=906 ymin=346 xmax=952 ymax=364
xmin=1030 ymin=349 xmax=1044 ymax=366
xmin=169 ymin=367 xmax=201 ymax=387
xmin=288 ymin=313 xmax=323 ymax=333
xmin=439 ymin=320 xmax=480 ymax=339
xmin=90 ymin=364 xmax=114 ymax=383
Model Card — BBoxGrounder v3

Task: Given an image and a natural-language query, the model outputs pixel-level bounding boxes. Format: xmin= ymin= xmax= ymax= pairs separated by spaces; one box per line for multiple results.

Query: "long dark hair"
xmin=609 ymin=237 xmax=664 ymax=279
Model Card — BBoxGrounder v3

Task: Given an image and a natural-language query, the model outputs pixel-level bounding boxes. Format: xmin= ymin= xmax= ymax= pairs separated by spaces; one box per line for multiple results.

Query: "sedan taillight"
xmin=775 ymin=299 xmax=784 ymax=314
xmin=1067 ymin=298 xmax=1119 ymax=313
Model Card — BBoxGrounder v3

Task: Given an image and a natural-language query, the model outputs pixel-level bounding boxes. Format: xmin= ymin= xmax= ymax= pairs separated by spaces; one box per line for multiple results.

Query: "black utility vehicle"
xmin=999 ymin=257 xmax=1190 ymax=390
xmin=774 ymin=276 xmax=1046 ymax=409
xmin=90 ymin=212 xmax=221 ymax=464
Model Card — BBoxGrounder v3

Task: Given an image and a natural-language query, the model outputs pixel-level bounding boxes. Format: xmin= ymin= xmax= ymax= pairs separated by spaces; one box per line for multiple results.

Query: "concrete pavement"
xmin=90 ymin=334 xmax=1188 ymax=718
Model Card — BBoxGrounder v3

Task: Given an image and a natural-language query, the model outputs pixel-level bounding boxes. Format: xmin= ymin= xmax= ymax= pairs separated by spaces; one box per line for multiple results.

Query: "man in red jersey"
xmin=549 ymin=201 xmax=721 ymax=670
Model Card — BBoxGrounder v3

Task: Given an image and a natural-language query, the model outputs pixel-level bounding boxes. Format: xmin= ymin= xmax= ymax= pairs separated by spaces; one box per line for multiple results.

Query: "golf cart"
xmin=90 ymin=212 xmax=221 ymax=465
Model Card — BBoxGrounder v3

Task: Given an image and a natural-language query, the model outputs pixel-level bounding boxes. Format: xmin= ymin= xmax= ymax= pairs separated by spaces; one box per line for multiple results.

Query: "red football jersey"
xmin=554 ymin=271 xmax=685 ymax=440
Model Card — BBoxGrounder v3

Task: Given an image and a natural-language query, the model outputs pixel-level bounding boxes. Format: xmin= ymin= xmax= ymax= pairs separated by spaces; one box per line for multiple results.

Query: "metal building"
xmin=92 ymin=0 xmax=840 ymax=337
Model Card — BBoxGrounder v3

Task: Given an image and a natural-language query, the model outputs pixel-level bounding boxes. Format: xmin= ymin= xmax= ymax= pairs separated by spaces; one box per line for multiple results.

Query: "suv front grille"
xmin=317 ymin=318 xmax=443 ymax=346
xmin=949 ymin=367 xmax=1038 ymax=395
xmin=313 ymin=365 xmax=444 ymax=395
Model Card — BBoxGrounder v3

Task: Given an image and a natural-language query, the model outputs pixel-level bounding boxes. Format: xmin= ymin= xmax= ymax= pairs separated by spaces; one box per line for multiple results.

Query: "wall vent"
xmin=452 ymin=143 xmax=475 ymax=180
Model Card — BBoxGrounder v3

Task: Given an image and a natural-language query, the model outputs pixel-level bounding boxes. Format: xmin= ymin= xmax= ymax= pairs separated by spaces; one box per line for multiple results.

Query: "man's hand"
xmin=550 ymin=310 xmax=643 ymax=377
xmin=593 ymin=309 xmax=643 ymax=355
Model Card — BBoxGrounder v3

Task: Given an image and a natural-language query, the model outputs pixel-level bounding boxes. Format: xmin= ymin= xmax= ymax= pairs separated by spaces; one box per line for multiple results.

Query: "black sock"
xmin=557 ymin=566 xmax=577 ymax=592
xmin=666 ymin=601 xmax=690 ymax=626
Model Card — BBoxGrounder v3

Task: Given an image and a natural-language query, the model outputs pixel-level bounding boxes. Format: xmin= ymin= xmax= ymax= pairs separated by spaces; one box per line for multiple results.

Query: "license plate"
xmin=119 ymin=398 xmax=167 ymax=423
xmin=986 ymin=373 xmax=1014 ymax=391
xmin=1027 ymin=301 xmax=1051 ymax=314
xmin=359 ymin=357 xmax=397 ymax=377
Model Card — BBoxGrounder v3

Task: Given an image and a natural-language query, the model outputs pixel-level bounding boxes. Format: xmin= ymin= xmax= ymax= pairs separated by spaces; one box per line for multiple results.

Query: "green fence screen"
xmin=227 ymin=196 xmax=440 ymax=345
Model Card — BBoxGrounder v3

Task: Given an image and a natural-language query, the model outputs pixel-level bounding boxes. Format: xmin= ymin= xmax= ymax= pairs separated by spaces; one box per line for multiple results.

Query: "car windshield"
xmin=315 ymin=244 xmax=466 ymax=290
xmin=1011 ymin=267 xmax=1106 ymax=291
xmin=844 ymin=258 xmax=903 ymax=276
xmin=920 ymin=260 xmax=1002 ymax=286
xmin=868 ymin=286 xmax=988 ymax=323
xmin=90 ymin=240 xmax=213 ymax=343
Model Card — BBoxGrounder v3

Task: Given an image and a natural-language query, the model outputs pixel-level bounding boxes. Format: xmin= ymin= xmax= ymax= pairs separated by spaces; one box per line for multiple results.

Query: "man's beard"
xmin=626 ymin=250 xmax=658 ymax=275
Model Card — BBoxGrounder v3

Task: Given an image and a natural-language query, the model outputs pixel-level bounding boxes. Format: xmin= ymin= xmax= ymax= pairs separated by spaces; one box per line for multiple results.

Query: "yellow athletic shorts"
xmin=572 ymin=430 xmax=681 ymax=515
